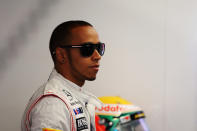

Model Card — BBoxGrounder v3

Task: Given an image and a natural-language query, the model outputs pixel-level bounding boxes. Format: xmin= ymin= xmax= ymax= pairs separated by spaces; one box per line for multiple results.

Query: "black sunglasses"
xmin=59 ymin=42 xmax=105 ymax=57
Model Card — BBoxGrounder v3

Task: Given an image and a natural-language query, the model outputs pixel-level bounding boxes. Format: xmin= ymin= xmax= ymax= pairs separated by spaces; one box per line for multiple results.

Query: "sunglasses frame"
xmin=59 ymin=42 xmax=105 ymax=57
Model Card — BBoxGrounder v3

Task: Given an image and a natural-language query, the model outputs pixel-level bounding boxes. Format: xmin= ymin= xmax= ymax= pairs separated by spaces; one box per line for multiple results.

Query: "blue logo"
xmin=73 ymin=107 xmax=83 ymax=115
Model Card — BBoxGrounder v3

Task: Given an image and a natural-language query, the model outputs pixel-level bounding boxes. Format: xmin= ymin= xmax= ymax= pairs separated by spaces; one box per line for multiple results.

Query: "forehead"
xmin=70 ymin=26 xmax=99 ymax=44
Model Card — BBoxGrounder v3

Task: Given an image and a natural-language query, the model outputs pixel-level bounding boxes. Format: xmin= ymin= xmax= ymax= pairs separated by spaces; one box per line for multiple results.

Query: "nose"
xmin=91 ymin=49 xmax=101 ymax=61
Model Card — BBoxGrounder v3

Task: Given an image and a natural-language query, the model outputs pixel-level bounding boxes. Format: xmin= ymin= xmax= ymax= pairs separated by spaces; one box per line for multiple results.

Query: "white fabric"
xmin=21 ymin=69 xmax=102 ymax=131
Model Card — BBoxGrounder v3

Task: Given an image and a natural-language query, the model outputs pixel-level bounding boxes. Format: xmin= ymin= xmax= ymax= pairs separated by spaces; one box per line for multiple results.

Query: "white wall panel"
xmin=165 ymin=0 xmax=197 ymax=130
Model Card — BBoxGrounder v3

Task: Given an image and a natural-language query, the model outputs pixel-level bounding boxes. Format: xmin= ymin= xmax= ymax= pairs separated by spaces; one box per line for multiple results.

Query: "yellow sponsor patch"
xmin=42 ymin=128 xmax=62 ymax=131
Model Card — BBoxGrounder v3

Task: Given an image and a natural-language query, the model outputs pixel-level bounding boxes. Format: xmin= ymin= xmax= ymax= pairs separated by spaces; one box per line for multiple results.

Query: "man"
xmin=21 ymin=20 xmax=105 ymax=131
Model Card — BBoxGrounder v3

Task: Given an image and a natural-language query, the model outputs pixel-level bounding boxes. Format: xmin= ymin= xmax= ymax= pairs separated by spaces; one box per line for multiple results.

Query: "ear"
xmin=55 ymin=47 xmax=67 ymax=64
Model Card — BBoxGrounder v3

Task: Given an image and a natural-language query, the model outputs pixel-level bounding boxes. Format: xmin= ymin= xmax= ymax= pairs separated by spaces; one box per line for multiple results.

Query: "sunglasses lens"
xmin=97 ymin=43 xmax=105 ymax=56
xmin=80 ymin=45 xmax=94 ymax=57
xmin=80 ymin=43 xmax=105 ymax=57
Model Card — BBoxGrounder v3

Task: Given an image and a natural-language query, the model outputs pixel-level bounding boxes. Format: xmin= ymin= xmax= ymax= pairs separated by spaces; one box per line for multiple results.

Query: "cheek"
xmin=74 ymin=58 xmax=90 ymax=71
xmin=70 ymin=51 xmax=91 ymax=72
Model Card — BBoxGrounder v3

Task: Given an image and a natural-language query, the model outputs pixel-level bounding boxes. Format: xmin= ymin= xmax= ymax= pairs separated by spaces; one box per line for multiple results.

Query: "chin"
xmin=86 ymin=77 xmax=96 ymax=81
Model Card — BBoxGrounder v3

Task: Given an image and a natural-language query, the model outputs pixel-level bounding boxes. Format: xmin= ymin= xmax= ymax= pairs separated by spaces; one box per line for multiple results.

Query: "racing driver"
xmin=21 ymin=20 xmax=105 ymax=131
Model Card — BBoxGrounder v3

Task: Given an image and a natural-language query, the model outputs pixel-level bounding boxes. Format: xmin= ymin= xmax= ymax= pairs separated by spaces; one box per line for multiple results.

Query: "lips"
xmin=89 ymin=65 xmax=100 ymax=71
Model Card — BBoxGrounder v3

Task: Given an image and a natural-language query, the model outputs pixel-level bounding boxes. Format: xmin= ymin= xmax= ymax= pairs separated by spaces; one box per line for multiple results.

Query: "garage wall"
xmin=0 ymin=0 xmax=197 ymax=130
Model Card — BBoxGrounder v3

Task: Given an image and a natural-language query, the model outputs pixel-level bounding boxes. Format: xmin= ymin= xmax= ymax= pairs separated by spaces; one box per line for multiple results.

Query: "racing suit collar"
xmin=49 ymin=68 xmax=103 ymax=108
xmin=49 ymin=68 xmax=81 ymax=91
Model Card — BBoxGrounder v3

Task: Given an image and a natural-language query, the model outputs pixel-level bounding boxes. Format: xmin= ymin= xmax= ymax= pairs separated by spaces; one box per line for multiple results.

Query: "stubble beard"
xmin=68 ymin=53 xmax=97 ymax=83
xmin=69 ymin=60 xmax=96 ymax=82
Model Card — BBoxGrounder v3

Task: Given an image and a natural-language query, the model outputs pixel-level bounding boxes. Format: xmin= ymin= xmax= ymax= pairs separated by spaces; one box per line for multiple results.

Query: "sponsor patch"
xmin=76 ymin=117 xmax=88 ymax=131
xmin=42 ymin=128 xmax=62 ymax=131
xmin=70 ymin=100 xmax=81 ymax=106
xmin=120 ymin=115 xmax=131 ymax=124
xmin=73 ymin=107 xmax=84 ymax=115
xmin=95 ymin=104 xmax=142 ymax=116
xmin=62 ymin=89 xmax=73 ymax=101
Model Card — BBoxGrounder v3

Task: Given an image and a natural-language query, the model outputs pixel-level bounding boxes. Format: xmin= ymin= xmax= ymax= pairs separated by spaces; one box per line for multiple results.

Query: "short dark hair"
xmin=49 ymin=20 xmax=93 ymax=63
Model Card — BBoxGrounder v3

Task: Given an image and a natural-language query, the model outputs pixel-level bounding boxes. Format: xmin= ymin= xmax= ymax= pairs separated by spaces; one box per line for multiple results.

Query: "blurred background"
xmin=0 ymin=0 xmax=197 ymax=130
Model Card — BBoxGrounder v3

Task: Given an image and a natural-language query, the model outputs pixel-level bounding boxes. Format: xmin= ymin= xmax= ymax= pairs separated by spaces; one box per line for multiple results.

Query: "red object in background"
xmin=95 ymin=115 xmax=106 ymax=131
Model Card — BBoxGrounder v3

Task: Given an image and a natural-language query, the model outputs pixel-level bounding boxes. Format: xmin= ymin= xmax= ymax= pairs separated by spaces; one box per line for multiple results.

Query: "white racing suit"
xmin=21 ymin=69 xmax=102 ymax=131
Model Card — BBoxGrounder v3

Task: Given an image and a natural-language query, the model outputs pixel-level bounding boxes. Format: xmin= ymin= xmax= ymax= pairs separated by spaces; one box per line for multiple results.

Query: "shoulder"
xmin=31 ymin=95 xmax=69 ymax=115
xmin=30 ymin=96 xmax=70 ymax=131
